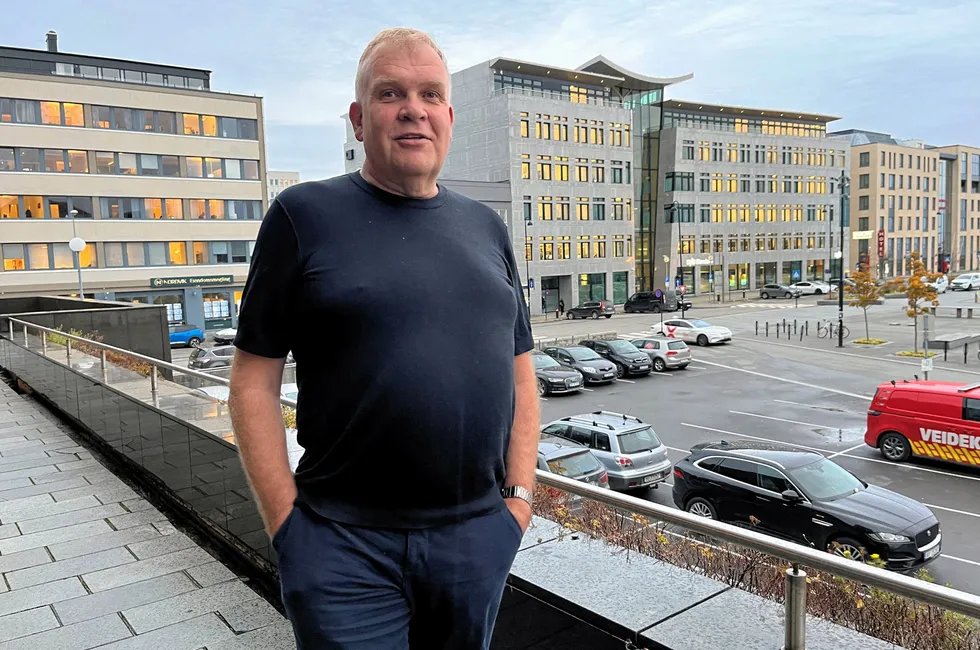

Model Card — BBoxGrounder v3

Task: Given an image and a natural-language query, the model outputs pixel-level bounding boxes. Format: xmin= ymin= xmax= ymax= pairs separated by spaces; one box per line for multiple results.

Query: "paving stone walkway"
xmin=0 ymin=378 xmax=295 ymax=649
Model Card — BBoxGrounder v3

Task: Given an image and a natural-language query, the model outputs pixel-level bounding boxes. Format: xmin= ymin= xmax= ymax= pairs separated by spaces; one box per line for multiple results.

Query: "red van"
xmin=866 ymin=380 xmax=980 ymax=466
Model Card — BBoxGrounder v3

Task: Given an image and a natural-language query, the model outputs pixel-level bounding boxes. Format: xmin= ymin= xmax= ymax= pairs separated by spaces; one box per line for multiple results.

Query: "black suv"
xmin=566 ymin=300 xmax=614 ymax=319
xmin=672 ymin=441 xmax=941 ymax=571
xmin=624 ymin=291 xmax=691 ymax=313
xmin=577 ymin=339 xmax=652 ymax=378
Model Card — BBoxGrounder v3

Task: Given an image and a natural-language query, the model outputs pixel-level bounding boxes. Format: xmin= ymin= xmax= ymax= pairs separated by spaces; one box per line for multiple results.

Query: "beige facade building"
xmin=267 ymin=170 xmax=299 ymax=202
xmin=0 ymin=33 xmax=266 ymax=330
xmin=935 ymin=144 xmax=980 ymax=273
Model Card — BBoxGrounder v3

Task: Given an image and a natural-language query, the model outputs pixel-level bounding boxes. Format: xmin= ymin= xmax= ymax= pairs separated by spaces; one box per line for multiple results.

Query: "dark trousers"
xmin=274 ymin=502 xmax=523 ymax=649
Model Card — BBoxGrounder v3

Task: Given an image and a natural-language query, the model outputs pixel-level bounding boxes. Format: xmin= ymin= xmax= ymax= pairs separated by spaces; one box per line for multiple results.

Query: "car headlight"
xmin=548 ymin=377 xmax=564 ymax=383
xmin=868 ymin=532 xmax=911 ymax=543
xmin=582 ymin=366 xmax=598 ymax=373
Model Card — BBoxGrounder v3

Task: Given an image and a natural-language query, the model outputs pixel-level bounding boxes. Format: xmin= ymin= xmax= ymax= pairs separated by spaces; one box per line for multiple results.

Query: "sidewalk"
xmin=0 ymin=378 xmax=294 ymax=650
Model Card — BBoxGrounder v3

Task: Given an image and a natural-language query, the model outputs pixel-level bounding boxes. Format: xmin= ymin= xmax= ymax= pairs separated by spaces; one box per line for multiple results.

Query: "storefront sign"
xmin=878 ymin=229 xmax=885 ymax=256
xmin=684 ymin=256 xmax=714 ymax=267
xmin=851 ymin=230 xmax=874 ymax=240
xmin=150 ymin=275 xmax=235 ymax=289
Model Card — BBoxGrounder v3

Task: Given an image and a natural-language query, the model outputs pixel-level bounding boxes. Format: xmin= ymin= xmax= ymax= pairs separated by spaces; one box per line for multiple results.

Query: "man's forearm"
xmin=229 ymin=385 xmax=297 ymax=535
xmin=505 ymin=353 xmax=540 ymax=493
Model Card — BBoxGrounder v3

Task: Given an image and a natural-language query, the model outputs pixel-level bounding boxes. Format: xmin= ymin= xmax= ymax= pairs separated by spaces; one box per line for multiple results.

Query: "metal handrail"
xmin=5 ymin=317 xmax=297 ymax=408
xmin=535 ymin=471 xmax=980 ymax=620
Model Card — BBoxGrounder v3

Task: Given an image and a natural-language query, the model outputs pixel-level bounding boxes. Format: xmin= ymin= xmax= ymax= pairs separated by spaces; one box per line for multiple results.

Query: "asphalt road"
xmin=535 ymin=315 xmax=980 ymax=595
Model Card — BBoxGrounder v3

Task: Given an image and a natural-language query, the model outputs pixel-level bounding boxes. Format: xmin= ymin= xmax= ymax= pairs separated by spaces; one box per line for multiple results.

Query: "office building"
xmin=934 ymin=144 xmax=980 ymax=274
xmin=659 ymin=100 xmax=847 ymax=295
xmin=268 ymin=170 xmax=299 ymax=202
xmin=0 ymin=32 xmax=266 ymax=331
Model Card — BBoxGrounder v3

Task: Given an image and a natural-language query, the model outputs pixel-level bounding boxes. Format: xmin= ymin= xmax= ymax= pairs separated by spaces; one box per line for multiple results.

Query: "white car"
xmin=950 ymin=273 xmax=980 ymax=291
xmin=212 ymin=328 xmax=237 ymax=345
xmin=651 ymin=318 xmax=732 ymax=347
xmin=928 ymin=275 xmax=949 ymax=294
xmin=788 ymin=281 xmax=832 ymax=296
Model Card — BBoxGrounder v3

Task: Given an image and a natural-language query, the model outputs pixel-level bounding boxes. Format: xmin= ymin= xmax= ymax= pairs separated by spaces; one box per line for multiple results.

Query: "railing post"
xmin=66 ymin=339 xmax=72 ymax=365
xmin=100 ymin=349 xmax=108 ymax=384
xmin=150 ymin=364 xmax=159 ymax=408
xmin=783 ymin=563 xmax=807 ymax=650
xmin=41 ymin=331 xmax=47 ymax=356
xmin=22 ymin=324 xmax=29 ymax=347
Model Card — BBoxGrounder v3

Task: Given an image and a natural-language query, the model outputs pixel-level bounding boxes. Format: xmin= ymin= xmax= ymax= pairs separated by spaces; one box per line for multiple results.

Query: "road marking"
xmin=695 ymin=359 xmax=873 ymax=400
xmin=827 ymin=443 xmax=867 ymax=459
xmin=923 ymin=504 xmax=980 ymax=519
xmin=580 ymin=387 xmax=595 ymax=392
xmin=730 ymin=410 xmax=833 ymax=430
xmin=681 ymin=422 xmax=980 ymax=484
xmin=941 ymin=555 xmax=980 ymax=568
xmin=539 ymin=396 xmax=548 ymax=402
xmin=666 ymin=446 xmax=689 ymax=454
xmin=685 ymin=365 xmax=705 ymax=370
xmin=617 ymin=378 xmax=636 ymax=384
xmin=775 ymin=398 xmax=831 ymax=409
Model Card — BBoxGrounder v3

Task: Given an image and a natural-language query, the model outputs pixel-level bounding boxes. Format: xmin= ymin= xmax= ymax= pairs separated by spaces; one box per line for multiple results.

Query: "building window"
xmin=557 ymin=237 xmax=570 ymax=260
xmin=577 ymin=236 xmax=590 ymax=259
xmin=556 ymin=198 xmax=570 ymax=220
xmin=859 ymin=174 xmax=869 ymax=189
xmin=859 ymin=195 xmax=869 ymax=210
xmin=537 ymin=197 xmax=553 ymax=221
xmin=682 ymin=141 xmax=695 ymax=160
xmin=859 ymin=152 xmax=870 ymax=167
xmin=540 ymin=236 xmax=554 ymax=261
xmin=592 ymin=199 xmax=605 ymax=221
xmin=577 ymin=198 xmax=589 ymax=221
xmin=592 ymin=164 xmax=604 ymax=183
xmin=593 ymin=235 xmax=606 ymax=259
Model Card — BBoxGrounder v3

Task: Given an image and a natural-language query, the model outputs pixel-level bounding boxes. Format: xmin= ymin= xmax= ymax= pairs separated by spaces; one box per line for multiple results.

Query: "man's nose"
xmin=398 ymin=94 xmax=427 ymax=121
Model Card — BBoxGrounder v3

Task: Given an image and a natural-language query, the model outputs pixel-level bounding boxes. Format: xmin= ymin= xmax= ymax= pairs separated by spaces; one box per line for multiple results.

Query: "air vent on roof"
xmin=45 ymin=31 xmax=58 ymax=53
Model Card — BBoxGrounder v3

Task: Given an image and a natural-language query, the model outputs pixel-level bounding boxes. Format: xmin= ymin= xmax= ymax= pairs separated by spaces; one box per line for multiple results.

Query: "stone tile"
xmin=0 ymin=520 xmax=112 ymax=555
xmin=185 ymin=562 xmax=236 ymax=588
xmin=121 ymin=499 xmax=153 ymax=513
xmin=54 ymin=459 xmax=100 ymax=473
xmin=0 ymin=612 xmax=133 ymax=650
xmin=0 ymin=477 xmax=32 ymax=493
xmin=17 ymin=504 xmax=125 ymax=535
xmin=0 ymin=439 xmax=41 ymax=454
xmin=0 ymin=523 xmax=20 ymax=541
xmin=204 ymin=621 xmax=295 ymax=650
xmin=0 ymin=547 xmax=50 ymax=574
xmin=0 ymin=454 xmax=60 ymax=475
xmin=122 ymin=579 xmax=258 ymax=634
xmin=0 ymin=476 xmax=87 ymax=499
xmin=48 ymin=525 xmax=161 ymax=561
xmin=96 ymin=613 xmax=234 ymax=650
xmin=30 ymin=468 xmax=109 ymax=486
xmin=50 ymin=484 xmax=137 ymax=506
xmin=0 ymin=577 xmax=86 ymax=616
xmin=0 ymin=494 xmax=54 ymax=518
xmin=83 ymin=547 xmax=215 ymax=592
xmin=0 ymin=605 xmax=59 ymax=643
xmin=106 ymin=510 xmax=167 ymax=531
xmin=216 ymin=597 xmax=284 ymax=633
xmin=126 ymin=532 xmax=195 ymax=560
xmin=7 ymin=547 xmax=136 ymax=590
xmin=0 ymin=496 xmax=102 ymax=525
xmin=54 ymin=573 xmax=198 ymax=626
xmin=152 ymin=521 xmax=177 ymax=536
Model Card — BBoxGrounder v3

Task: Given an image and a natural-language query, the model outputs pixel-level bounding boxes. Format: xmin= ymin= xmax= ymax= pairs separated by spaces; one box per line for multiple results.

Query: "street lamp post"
xmin=68 ymin=209 xmax=86 ymax=299
xmin=837 ymin=171 xmax=849 ymax=349
xmin=523 ymin=214 xmax=533 ymax=315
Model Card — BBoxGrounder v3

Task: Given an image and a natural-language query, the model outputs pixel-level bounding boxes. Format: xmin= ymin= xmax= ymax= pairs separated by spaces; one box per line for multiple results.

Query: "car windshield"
xmin=607 ymin=340 xmax=640 ymax=354
xmin=189 ymin=348 xmax=203 ymax=360
xmin=568 ymin=348 xmax=602 ymax=361
xmin=688 ymin=319 xmax=712 ymax=328
xmin=533 ymin=354 xmax=562 ymax=370
xmin=787 ymin=457 xmax=864 ymax=501
xmin=667 ymin=341 xmax=687 ymax=350
xmin=547 ymin=450 xmax=602 ymax=477
xmin=616 ymin=427 xmax=662 ymax=454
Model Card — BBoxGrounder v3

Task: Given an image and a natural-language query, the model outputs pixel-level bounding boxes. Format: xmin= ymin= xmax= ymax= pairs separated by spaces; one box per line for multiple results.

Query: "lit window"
xmin=40 ymin=102 xmax=62 ymax=125
xmin=183 ymin=114 xmax=201 ymax=135
xmin=168 ymin=242 xmax=187 ymax=265
xmin=205 ymin=158 xmax=223 ymax=178
xmin=202 ymin=115 xmax=218 ymax=137
xmin=186 ymin=157 xmax=204 ymax=178
xmin=44 ymin=149 xmax=65 ymax=172
xmin=63 ymin=103 xmax=83 ymax=126
xmin=165 ymin=199 xmax=183 ymax=219
xmin=145 ymin=199 xmax=163 ymax=219
xmin=68 ymin=150 xmax=88 ymax=173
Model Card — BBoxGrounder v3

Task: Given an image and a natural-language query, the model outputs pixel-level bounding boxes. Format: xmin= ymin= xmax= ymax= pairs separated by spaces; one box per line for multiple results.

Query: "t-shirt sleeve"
xmin=233 ymin=199 xmax=299 ymax=359
xmin=501 ymin=235 xmax=534 ymax=356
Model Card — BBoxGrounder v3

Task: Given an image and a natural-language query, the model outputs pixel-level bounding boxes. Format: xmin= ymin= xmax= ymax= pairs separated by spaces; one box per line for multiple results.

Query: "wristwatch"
xmin=501 ymin=485 xmax=533 ymax=509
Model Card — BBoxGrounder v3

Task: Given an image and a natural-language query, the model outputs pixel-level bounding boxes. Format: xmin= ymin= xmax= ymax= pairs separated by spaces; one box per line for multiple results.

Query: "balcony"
xmin=2 ymin=311 xmax=980 ymax=649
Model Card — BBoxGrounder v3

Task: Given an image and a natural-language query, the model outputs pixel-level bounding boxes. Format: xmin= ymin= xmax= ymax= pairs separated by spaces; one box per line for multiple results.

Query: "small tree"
xmin=889 ymin=252 xmax=940 ymax=352
xmin=846 ymin=269 xmax=884 ymax=342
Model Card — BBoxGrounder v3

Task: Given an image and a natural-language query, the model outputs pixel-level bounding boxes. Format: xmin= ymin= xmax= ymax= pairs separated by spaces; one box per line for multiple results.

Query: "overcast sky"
xmin=9 ymin=0 xmax=979 ymax=181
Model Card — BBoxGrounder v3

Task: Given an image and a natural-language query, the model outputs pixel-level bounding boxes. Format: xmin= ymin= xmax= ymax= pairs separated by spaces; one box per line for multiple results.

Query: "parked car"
xmin=196 ymin=382 xmax=298 ymax=404
xmin=212 ymin=328 xmax=237 ymax=345
xmin=541 ymin=346 xmax=617 ymax=385
xmin=928 ymin=275 xmax=949 ymax=294
xmin=624 ymin=290 xmax=691 ymax=314
xmin=951 ymin=273 xmax=980 ymax=291
xmin=565 ymin=300 xmax=615 ymax=319
xmin=672 ymin=440 xmax=941 ymax=571
xmin=531 ymin=350 xmax=584 ymax=396
xmin=630 ymin=338 xmax=692 ymax=372
xmin=537 ymin=435 xmax=609 ymax=490
xmin=169 ymin=324 xmax=204 ymax=348
xmin=542 ymin=411 xmax=672 ymax=491
xmin=830 ymin=277 xmax=857 ymax=289
xmin=188 ymin=346 xmax=236 ymax=370
xmin=651 ymin=318 xmax=732 ymax=347
xmin=789 ymin=281 xmax=831 ymax=296
xmin=759 ymin=283 xmax=802 ymax=299
xmin=577 ymin=339 xmax=652 ymax=378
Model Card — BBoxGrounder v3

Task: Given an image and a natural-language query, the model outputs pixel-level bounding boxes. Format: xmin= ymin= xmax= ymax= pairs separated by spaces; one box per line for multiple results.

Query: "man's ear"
xmin=349 ymin=101 xmax=365 ymax=142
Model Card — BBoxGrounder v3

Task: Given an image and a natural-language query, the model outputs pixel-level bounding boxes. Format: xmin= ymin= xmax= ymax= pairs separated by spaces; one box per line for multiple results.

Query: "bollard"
xmin=794 ymin=320 xmax=797 ymax=335
xmin=66 ymin=339 xmax=72 ymax=365
xmin=766 ymin=322 xmax=769 ymax=337
xmin=800 ymin=328 xmax=804 ymax=342
xmin=784 ymin=564 xmax=807 ymax=650
xmin=805 ymin=321 xmax=809 ymax=336
xmin=23 ymin=324 xmax=29 ymax=347
xmin=755 ymin=321 xmax=759 ymax=336
xmin=777 ymin=324 xmax=780 ymax=339
xmin=150 ymin=364 xmax=159 ymax=409
xmin=966 ymin=344 xmax=969 ymax=365
xmin=100 ymin=350 xmax=108 ymax=384
xmin=41 ymin=332 xmax=47 ymax=357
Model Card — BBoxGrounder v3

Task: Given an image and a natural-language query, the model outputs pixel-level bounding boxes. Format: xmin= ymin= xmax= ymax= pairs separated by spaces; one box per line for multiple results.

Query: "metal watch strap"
xmin=501 ymin=485 xmax=533 ymax=508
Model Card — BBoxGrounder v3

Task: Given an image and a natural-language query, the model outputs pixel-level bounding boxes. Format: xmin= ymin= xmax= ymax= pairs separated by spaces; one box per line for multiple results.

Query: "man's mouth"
xmin=395 ymin=133 xmax=428 ymax=140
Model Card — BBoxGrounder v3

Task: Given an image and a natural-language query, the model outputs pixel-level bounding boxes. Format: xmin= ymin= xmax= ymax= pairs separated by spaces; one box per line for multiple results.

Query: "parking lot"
xmin=536 ymin=306 xmax=980 ymax=595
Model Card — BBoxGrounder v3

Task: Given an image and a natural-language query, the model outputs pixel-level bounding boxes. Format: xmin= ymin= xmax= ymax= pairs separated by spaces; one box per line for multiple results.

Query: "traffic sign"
xmin=921 ymin=357 xmax=933 ymax=373
xmin=678 ymin=285 xmax=687 ymax=295
xmin=528 ymin=278 xmax=534 ymax=289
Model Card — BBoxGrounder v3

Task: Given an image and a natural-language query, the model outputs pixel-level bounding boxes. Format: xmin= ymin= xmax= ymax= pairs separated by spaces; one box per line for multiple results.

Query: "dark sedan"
xmin=542 ymin=346 xmax=617 ymax=385
xmin=577 ymin=339 xmax=651 ymax=378
xmin=672 ymin=441 xmax=941 ymax=572
xmin=565 ymin=300 xmax=615 ymax=320
xmin=532 ymin=351 xmax=584 ymax=396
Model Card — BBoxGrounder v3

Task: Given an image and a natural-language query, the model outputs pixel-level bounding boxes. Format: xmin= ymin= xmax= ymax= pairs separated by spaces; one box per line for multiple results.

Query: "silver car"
xmin=630 ymin=338 xmax=692 ymax=371
xmin=542 ymin=346 xmax=617 ymax=385
xmin=541 ymin=411 xmax=672 ymax=491
xmin=537 ymin=435 xmax=609 ymax=489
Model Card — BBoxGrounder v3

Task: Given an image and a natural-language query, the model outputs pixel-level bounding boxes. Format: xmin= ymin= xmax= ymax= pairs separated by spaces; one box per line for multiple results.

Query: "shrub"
xmin=852 ymin=339 xmax=887 ymax=345
xmin=896 ymin=350 xmax=937 ymax=358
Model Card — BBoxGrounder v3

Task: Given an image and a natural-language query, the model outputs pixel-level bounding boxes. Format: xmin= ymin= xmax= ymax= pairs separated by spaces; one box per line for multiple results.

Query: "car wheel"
xmin=652 ymin=305 xmax=662 ymax=313
xmin=187 ymin=337 xmax=201 ymax=347
xmin=537 ymin=379 xmax=547 ymax=397
xmin=590 ymin=311 xmax=599 ymax=320
xmin=624 ymin=306 xmax=633 ymax=313
xmin=815 ymin=289 xmax=823 ymax=295
xmin=761 ymin=292 xmax=769 ymax=299
xmin=604 ymin=314 xmax=612 ymax=319
xmin=565 ymin=313 xmax=573 ymax=319
xmin=878 ymin=432 xmax=911 ymax=462
xmin=697 ymin=334 xmax=709 ymax=347
xmin=784 ymin=292 xmax=792 ymax=298
xmin=653 ymin=358 xmax=667 ymax=372
xmin=615 ymin=362 xmax=626 ymax=378
xmin=828 ymin=536 xmax=867 ymax=562
xmin=686 ymin=497 xmax=716 ymax=519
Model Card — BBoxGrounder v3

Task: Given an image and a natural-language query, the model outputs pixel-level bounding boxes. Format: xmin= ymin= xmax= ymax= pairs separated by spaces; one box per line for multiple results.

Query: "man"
xmin=228 ymin=27 xmax=539 ymax=649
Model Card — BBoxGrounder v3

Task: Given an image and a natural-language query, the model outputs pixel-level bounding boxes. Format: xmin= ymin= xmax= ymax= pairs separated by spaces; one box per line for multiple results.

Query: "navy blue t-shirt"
xmin=234 ymin=172 xmax=533 ymax=528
